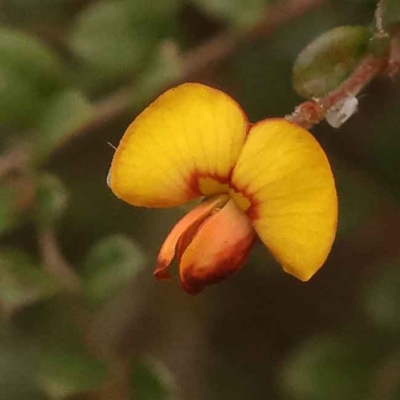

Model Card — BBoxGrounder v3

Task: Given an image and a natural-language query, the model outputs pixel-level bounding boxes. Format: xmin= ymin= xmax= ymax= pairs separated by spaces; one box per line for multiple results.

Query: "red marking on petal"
xmin=186 ymin=170 xmax=232 ymax=197
xmin=229 ymin=181 xmax=260 ymax=221
xmin=181 ymin=234 xmax=255 ymax=295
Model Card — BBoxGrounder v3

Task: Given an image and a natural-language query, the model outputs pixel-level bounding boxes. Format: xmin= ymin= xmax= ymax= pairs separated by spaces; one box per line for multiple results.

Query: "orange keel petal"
xmin=179 ymin=200 xmax=256 ymax=295
xmin=155 ymin=195 xmax=229 ymax=280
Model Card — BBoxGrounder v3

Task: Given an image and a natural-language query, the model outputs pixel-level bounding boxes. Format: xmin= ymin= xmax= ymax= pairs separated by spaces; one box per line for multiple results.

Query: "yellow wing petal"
xmin=230 ymin=119 xmax=337 ymax=281
xmin=109 ymin=83 xmax=249 ymax=208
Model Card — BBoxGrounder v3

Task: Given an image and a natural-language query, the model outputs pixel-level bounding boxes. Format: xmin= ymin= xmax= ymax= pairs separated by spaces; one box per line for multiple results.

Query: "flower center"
xmin=198 ymin=176 xmax=229 ymax=197
xmin=229 ymin=188 xmax=251 ymax=212
xmin=197 ymin=176 xmax=253 ymax=214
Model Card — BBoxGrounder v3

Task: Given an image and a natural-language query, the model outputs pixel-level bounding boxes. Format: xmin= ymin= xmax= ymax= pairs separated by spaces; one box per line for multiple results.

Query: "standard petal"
xmin=179 ymin=200 xmax=255 ymax=295
xmin=155 ymin=195 xmax=229 ymax=280
xmin=109 ymin=83 xmax=249 ymax=208
xmin=230 ymin=119 xmax=337 ymax=281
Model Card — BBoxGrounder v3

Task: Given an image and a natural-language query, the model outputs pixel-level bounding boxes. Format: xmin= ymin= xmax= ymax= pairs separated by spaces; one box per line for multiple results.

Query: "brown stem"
xmin=286 ymin=54 xmax=388 ymax=129
xmin=0 ymin=146 xmax=30 ymax=180
xmin=37 ymin=226 xmax=81 ymax=292
xmin=374 ymin=0 xmax=388 ymax=39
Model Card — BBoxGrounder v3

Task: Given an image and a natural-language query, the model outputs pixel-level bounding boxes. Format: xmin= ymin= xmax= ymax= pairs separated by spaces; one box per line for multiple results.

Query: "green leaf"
xmin=293 ymin=26 xmax=370 ymax=98
xmin=280 ymin=335 xmax=379 ymax=400
xmin=190 ymin=0 xmax=267 ymax=27
xmin=69 ymin=1 xmax=161 ymax=81
xmin=82 ymin=235 xmax=146 ymax=306
xmin=0 ymin=249 xmax=60 ymax=314
xmin=131 ymin=358 xmax=176 ymax=400
xmin=38 ymin=349 xmax=106 ymax=399
xmin=33 ymin=174 xmax=68 ymax=228
xmin=36 ymin=90 xmax=93 ymax=158
xmin=0 ymin=28 xmax=65 ymax=96
xmin=363 ymin=263 xmax=400 ymax=332
xmin=0 ymin=67 xmax=46 ymax=128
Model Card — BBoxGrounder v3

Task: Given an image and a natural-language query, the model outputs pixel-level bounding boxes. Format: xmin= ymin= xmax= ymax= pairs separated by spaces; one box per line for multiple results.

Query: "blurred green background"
xmin=1 ymin=0 xmax=400 ymax=399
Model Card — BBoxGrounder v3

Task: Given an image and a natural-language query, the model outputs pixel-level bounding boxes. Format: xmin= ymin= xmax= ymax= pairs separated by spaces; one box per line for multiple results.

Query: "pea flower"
xmin=108 ymin=83 xmax=337 ymax=294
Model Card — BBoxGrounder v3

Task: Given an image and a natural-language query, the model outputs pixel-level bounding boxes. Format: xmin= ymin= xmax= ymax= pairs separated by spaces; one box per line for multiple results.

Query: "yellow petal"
xmin=179 ymin=199 xmax=255 ymax=295
xmin=230 ymin=119 xmax=337 ymax=281
xmin=109 ymin=83 xmax=249 ymax=208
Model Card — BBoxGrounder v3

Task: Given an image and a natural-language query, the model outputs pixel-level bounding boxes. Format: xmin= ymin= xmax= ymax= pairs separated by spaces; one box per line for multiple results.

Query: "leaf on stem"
xmin=33 ymin=174 xmax=68 ymax=229
xmin=38 ymin=349 xmax=106 ymax=400
xmin=36 ymin=90 xmax=93 ymax=158
xmin=82 ymin=235 xmax=146 ymax=306
xmin=293 ymin=26 xmax=371 ymax=98
xmin=0 ymin=249 xmax=60 ymax=314
xmin=131 ymin=358 xmax=177 ymax=400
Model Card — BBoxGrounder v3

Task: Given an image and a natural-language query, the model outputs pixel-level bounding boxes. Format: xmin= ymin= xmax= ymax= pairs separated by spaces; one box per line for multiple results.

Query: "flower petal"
xmin=230 ymin=119 xmax=337 ymax=281
xmin=179 ymin=200 xmax=256 ymax=295
xmin=155 ymin=195 xmax=229 ymax=280
xmin=109 ymin=83 xmax=249 ymax=208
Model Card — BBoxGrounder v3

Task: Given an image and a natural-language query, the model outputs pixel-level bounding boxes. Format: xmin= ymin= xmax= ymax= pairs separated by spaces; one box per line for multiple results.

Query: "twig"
xmin=286 ymin=54 xmax=388 ymax=129
xmin=374 ymin=0 xmax=388 ymax=39
xmin=0 ymin=145 xmax=30 ymax=180
xmin=37 ymin=226 xmax=81 ymax=292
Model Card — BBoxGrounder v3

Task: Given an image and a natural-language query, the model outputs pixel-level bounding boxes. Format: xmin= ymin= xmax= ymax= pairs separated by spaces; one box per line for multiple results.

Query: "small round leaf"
xmin=0 ymin=249 xmax=60 ymax=314
xmin=34 ymin=174 xmax=68 ymax=228
xmin=0 ymin=28 xmax=65 ymax=95
xmin=38 ymin=349 xmax=106 ymax=399
xmin=280 ymin=335 xmax=380 ymax=400
xmin=131 ymin=358 xmax=176 ymax=400
xmin=293 ymin=26 xmax=370 ymax=98
xmin=36 ymin=90 xmax=93 ymax=158
xmin=83 ymin=235 xmax=146 ymax=306
xmin=69 ymin=1 xmax=154 ymax=79
xmin=0 ymin=67 xmax=45 ymax=128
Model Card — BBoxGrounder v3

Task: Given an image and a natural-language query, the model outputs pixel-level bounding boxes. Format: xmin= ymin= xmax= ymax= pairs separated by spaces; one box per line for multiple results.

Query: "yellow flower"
xmin=108 ymin=83 xmax=338 ymax=294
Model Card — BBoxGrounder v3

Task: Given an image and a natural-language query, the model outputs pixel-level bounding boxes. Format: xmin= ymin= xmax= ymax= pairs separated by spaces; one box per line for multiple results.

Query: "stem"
xmin=37 ymin=226 xmax=81 ymax=292
xmin=286 ymin=54 xmax=388 ymax=130
xmin=0 ymin=145 xmax=30 ymax=180
xmin=375 ymin=0 xmax=388 ymax=39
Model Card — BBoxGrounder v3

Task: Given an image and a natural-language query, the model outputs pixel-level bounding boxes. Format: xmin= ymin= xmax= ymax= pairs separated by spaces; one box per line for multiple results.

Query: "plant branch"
xmin=286 ymin=53 xmax=388 ymax=129
xmin=37 ymin=226 xmax=81 ymax=292
xmin=0 ymin=145 xmax=30 ymax=180
xmin=375 ymin=0 xmax=388 ymax=39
